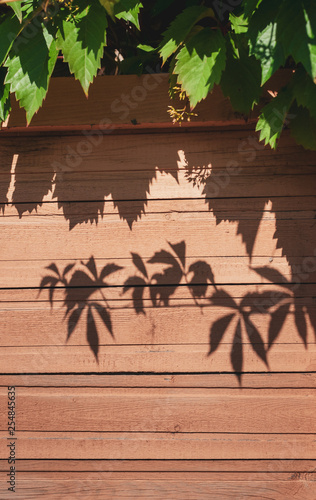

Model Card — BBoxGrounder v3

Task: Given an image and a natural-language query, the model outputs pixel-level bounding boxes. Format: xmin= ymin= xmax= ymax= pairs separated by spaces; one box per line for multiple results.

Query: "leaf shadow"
xmin=4 ymin=136 xmax=180 ymax=229
xmin=253 ymin=265 xmax=316 ymax=347
xmin=123 ymin=240 xmax=217 ymax=313
xmin=182 ymin=139 xmax=316 ymax=272
xmin=39 ymin=256 xmax=123 ymax=360
xmin=37 ymin=247 xmax=314 ymax=382
xmin=0 ymin=140 xmax=55 ymax=217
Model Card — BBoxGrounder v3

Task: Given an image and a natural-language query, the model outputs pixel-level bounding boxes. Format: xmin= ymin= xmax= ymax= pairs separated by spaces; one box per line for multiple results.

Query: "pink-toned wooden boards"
xmin=0 ymin=75 xmax=315 ymax=498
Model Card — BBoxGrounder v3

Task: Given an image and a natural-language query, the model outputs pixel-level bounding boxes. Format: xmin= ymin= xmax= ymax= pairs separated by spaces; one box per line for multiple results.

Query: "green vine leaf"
xmin=159 ymin=5 xmax=214 ymax=64
xmin=10 ymin=1 xmax=23 ymax=23
xmin=221 ymin=36 xmax=261 ymax=114
xmin=0 ymin=68 xmax=11 ymax=122
xmin=277 ymin=0 xmax=316 ymax=80
xmin=174 ymin=27 xmax=226 ymax=109
xmin=99 ymin=0 xmax=119 ymax=18
xmin=290 ymin=105 xmax=316 ymax=150
xmin=256 ymin=87 xmax=294 ymax=148
xmin=248 ymin=0 xmax=286 ymax=84
xmin=57 ymin=0 xmax=108 ymax=95
xmin=5 ymin=26 xmax=58 ymax=124
xmin=229 ymin=13 xmax=248 ymax=34
xmin=291 ymin=69 xmax=316 ymax=120
xmin=0 ymin=14 xmax=21 ymax=66
xmin=242 ymin=0 xmax=263 ymax=18
xmin=114 ymin=0 xmax=143 ymax=30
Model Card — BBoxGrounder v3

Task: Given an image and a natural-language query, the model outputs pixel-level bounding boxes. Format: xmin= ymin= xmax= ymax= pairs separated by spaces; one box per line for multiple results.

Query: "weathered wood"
xmin=1 ymin=215 xmax=315 ymax=261
xmin=0 ymin=478 xmax=315 ymax=499
xmin=3 ymin=283 xmax=315 ymax=300
xmin=0 ymin=301 xmax=315 ymax=347
xmin=2 ymin=470 xmax=316 ymax=480
xmin=1 ymin=77 xmax=315 ymax=497
xmin=0 ymin=387 xmax=315 ymax=433
xmin=0 ymin=130 xmax=315 ymax=174
xmin=1 ymin=431 xmax=314 ymax=459
xmin=0 ymin=344 xmax=315 ymax=373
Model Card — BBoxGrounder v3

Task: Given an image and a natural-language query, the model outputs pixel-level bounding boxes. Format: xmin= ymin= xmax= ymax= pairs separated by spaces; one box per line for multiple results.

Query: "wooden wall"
xmin=0 ymin=76 xmax=315 ymax=498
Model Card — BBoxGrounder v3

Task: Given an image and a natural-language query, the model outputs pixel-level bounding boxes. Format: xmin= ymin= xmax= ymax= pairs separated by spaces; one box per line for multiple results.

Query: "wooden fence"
xmin=0 ymin=75 xmax=315 ymax=498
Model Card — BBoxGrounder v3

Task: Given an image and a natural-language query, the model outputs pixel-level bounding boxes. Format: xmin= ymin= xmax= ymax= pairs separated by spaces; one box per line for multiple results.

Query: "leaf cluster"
xmin=1 ymin=1 xmax=315 ymax=144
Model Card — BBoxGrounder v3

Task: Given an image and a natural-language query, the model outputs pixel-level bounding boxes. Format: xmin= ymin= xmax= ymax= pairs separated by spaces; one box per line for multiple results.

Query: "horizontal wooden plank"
xmin=2 ymin=470 xmax=316 ymax=480
xmin=2 ymin=197 xmax=316 ymax=217
xmin=1 ymin=431 xmax=314 ymax=459
xmin=3 ymin=73 xmax=292 ymax=129
xmin=0 ymin=387 xmax=314 ymax=433
xmin=0 ymin=130 xmax=315 ymax=175
xmin=3 ymin=283 xmax=315 ymax=300
xmin=1 ymin=214 xmax=315 ymax=261
xmin=0 ymin=255 xmax=305 ymax=288
xmin=1 ymin=373 xmax=316 ymax=388
xmin=1 ymin=170 xmax=316 ymax=208
xmin=1 ymin=458 xmax=315 ymax=472
xmin=0 ymin=344 xmax=315 ymax=373
xmin=0 ymin=478 xmax=315 ymax=500
xmin=0 ymin=298 xmax=315 ymax=347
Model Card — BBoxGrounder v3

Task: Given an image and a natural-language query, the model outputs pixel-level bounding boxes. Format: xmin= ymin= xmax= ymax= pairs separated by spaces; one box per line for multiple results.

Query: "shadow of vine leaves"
xmin=0 ymin=136 xmax=180 ymax=229
xmin=208 ymin=288 xmax=291 ymax=383
xmin=253 ymin=266 xmax=316 ymax=347
xmin=39 ymin=256 xmax=123 ymax=360
xmin=38 ymin=242 xmax=314 ymax=382
xmin=123 ymin=240 xmax=216 ymax=312
xmin=183 ymin=144 xmax=316 ymax=273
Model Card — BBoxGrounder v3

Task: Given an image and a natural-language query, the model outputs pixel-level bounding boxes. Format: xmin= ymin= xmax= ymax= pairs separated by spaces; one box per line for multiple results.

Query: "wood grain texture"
xmin=2 ymin=470 xmax=316 ymax=480
xmin=1 ymin=458 xmax=316 ymax=472
xmin=1 ymin=169 xmax=315 ymax=205
xmin=1 ymin=94 xmax=315 ymax=498
xmin=2 ymin=197 xmax=316 ymax=217
xmin=0 ymin=344 xmax=315 ymax=373
xmin=0 ymin=254 xmax=314 ymax=288
xmin=0 ymin=478 xmax=315 ymax=499
xmin=1 ymin=214 xmax=315 ymax=261
xmin=1 ymin=130 xmax=315 ymax=174
xmin=1 ymin=431 xmax=315 ymax=459
xmin=0 ymin=387 xmax=315 ymax=433
xmin=1 ymin=298 xmax=315 ymax=348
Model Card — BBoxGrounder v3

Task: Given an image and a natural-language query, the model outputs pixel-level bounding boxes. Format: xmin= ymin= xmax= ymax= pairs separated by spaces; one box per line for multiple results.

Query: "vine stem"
xmin=16 ymin=3 xmax=46 ymax=38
